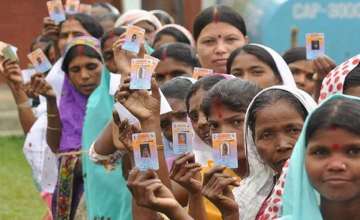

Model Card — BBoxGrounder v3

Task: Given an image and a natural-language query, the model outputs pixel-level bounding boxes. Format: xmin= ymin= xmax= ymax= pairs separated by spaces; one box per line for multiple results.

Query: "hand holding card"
xmin=172 ymin=122 xmax=193 ymax=155
xmin=130 ymin=59 xmax=154 ymax=90
xmin=306 ymin=33 xmax=325 ymax=60
xmin=132 ymin=132 xmax=159 ymax=171
xmin=122 ymin=26 xmax=145 ymax=54
xmin=212 ymin=133 xmax=238 ymax=168
xmin=193 ymin=67 xmax=213 ymax=80
xmin=65 ymin=0 xmax=80 ymax=15
xmin=27 ymin=48 xmax=52 ymax=73
xmin=47 ymin=0 xmax=65 ymax=24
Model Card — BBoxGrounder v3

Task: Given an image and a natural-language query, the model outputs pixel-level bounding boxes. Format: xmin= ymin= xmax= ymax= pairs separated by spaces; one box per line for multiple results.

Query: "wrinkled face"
xmin=288 ymin=60 xmax=316 ymax=95
xmin=154 ymin=58 xmax=193 ymax=86
xmin=306 ymin=128 xmax=360 ymax=202
xmin=153 ymin=34 xmax=177 ymax=50
xmin=230 ymin=52 xmax=280 ymax=89
xmin=188 ymin=89 xmax=211 ymax=144
xmin=207 ymin=102 xmax=246 ymax=161
xmin=196 ymin=22 xmax=248 ymax=73
xmin=160 ymin=98 xmax=188 ymax=141
xmin=254 ymin=100 xmax=304 ymax=174
xmin=344 ymin=86 xmax=360 ymax=98
xmin=58 ymin=19 xmax=91 ymax=55
xmin=102 ymin=36 xmax=118 ymax=73
xmin=67 ymin=55 xmax=102 ymax=96
xmin=134 ymin=20 xmax=157 ymax=43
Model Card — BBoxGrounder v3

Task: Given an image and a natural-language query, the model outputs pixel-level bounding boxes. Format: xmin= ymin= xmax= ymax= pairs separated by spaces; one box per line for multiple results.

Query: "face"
xmin=68 ymin=55 xmax=102 ymax=96
xmin=344 ymin=86 xmax=360 ymax=98
xmin=288 ymin=60 xmax=316 ymax=95
xmin=100 ymin=19 xmax=116 ymax=33
xmin=153 ymin=34 xmax=177 ymax=50
xmin=207 ymin=103 xmax=246 ymax=160
xmin=160 ymin=98 xmax=188 ymax=141
xmin=134 ymin=20 xmax=157 ymax=43
xmin=102 ymin=36 xmax=118 ymax=73
xmin=188 ymin=89 xmax=211 ymax=144
xmin=306 ymin=128 xmax=360 ymax=202
xmin=230 ymin=52 xmax=280 ymax=89
xmin=58 ymin=19 xmax=91 ymax=55
xmin=154 ymin=58 xmax=193 ymax=86
xmin=196 ymin=22 xmax=248 ymax=73
xmin=254 ymin=100 xmax=304 ymax=174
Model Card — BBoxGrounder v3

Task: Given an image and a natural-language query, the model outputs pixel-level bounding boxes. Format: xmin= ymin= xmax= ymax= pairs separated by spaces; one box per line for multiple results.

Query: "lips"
xmin=323 ymin=177 xmax=351 ymax=185
xmin=274 ymin=158 xmax=288 ymax=170
xmin=212 ymin=58 xmax=228 ymax=66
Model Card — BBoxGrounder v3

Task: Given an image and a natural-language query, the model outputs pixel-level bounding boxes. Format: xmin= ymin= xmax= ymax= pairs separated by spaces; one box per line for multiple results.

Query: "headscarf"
xmin=155 ymin=24 xmax=195 ymax=48
xmin=115 ymin=9 xmax=162 ymax=30
xmin=280 ymin=94 xmax=360 ymax=220
xmin=233 ymin=85 xmax=317 ymax=220
xmin=58 ymin=36 xmax=102 ymax=152
xmin=318 ymin=54 xmax=360 ymax=102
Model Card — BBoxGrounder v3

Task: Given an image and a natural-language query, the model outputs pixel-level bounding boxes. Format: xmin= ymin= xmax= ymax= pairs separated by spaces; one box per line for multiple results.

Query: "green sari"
xmin=82 ymin=68 xmax=132 ymax=220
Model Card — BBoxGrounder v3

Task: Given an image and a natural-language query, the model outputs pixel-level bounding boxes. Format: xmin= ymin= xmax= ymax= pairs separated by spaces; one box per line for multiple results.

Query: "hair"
xmin=151 ymin=10 xmax=174 ymax=25
xmin=193 ymin=5 xmax=247 ymax=42
xmin=92 ymin=2 xmax=120 ymax=15
xmin=160 ymin=77 xmax=193 ymax=100
xmin=30 ymin=35 xmax=57 ymax=60
xmin=151 ymin=42 xmax=199 ymax=67
xmin=100 ymin=27 xmax=126 ymax=50
xmin=247 ymin=89 xmax=308 ymax=136
xmin=202 ymin=78 xmax=260 ymax=117
xmin=62 ymin=45 xmax=102 ymax=73
xmin=282 ymin=47 xmax=307 ymax=64
xmin=60 ymin=13 xmax=104 ymax=39
xmin=185 ymin=75 xmax=226 ymax=112
xmin=226 ymin=45 xmax=281 ymax=81
xmin=153 ymin=27 xmax=191 ymax=47
xmin=344 ymin=64 xmax=360 ymax=93
xmin=98 ymin=14 xmax=119 ymax=23
xmin=306 ymin=97 xmax=360 ymax=144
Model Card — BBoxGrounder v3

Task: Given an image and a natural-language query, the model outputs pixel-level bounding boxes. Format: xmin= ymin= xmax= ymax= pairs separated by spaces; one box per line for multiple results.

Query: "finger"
xmin=180 ymin=166 xmax=202 ymax=181
xmin=170 ymin=153 xmax=193 ymax=176
xmin=136 ymin=169 xmax=157 ymax=182
xmin=112 ymin=111 xmax=121 ymax=125
xmin=127 ymin=168 xmax=140 ymax=184
xmin=150 ymin=78 xmax=160 ymax=101
xmin=203 ymin=165 xmax=226 ymax=185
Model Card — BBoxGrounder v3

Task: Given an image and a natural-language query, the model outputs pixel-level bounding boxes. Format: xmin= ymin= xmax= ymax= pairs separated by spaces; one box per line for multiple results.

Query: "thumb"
xmin=150 ymin=78 xmax=160 ymax=101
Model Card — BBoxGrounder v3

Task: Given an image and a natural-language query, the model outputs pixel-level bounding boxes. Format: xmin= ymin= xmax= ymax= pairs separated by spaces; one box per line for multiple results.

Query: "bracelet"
xmin=157 ymin=145 xmax=164 ymax=150
xmin=17 ymin=101 xmax=31 ymax=109
xmin=47 ymin=113 xmax=58 ymax=117
xmin=47 ymin=126 xmax=61 ymax=131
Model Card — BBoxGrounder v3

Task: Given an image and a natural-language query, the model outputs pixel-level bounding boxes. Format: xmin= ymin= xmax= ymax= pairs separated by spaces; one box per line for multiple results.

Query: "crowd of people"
xmin=2 ymin=2 xmax=360 ymax=220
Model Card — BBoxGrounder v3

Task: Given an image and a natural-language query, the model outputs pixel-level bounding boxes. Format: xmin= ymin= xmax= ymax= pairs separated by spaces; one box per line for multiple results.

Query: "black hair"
xmin=92 ymin=2 xmax=119 ymax=15
xmin=60 ymin=13 xmax=104 ymax=39
xmin=193 ymin=5 xmax=247 ymax=42
xmin=153 ymin=27 xmax=191 ymax=47
xmin=98 ymin=14 xmax=119 ymax=23
xmin=61 ymin=45 xmax=102 ymax=73
xmin=282 ymin=47 xmax=307 ymax=64
xmin=226 ymin=45 xmax=281 ymax=81
xmin=101 ymin=27 xmax=126 ymax=50
xmin=306 ymin=97 xmax=360 ymax=144
xmin=30 ymin=35 xmax=57 ymax=61
xmin=151 ymin=42 xmax=199 ymax=67
xmin=202 ymin=78 xmax=260 ymax=117
xmin=152 ymin=10 xmax=174 ymax=25
xmin=247 ymin=89 xmax=308 ymax=136
xmin=160 ymin=77 xmax=193 ymax=100
xmin=344 ymin=64 xmax=360 ymax=93
xmin=185 ymin=75 xmax=226 ymax=112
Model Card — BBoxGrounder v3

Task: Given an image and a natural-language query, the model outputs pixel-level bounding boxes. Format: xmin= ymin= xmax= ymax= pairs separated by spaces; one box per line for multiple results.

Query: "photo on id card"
xmin=144 ymin=54 xmax=160 ymax=72
xmin=47 ymin=0 xmax=65 ymax=24
xmin=132 ymin=132 xmax=159 ymax=171
xmin=122 ymin=26 xmax=145 ymax=54
xmin=130 ymin=59 xmax=153 ymax=90
xmin=27 ymin=48 xmax=52 ymax=73
xmin=212 ymin=133 xmax=238 ymax=168
xmin=306 ymin=33 xmax=325 ymax=60
xmin=65 ymin=0 xmax=80 ymax=15
xmin=172 ymin=122 xmax=192 ymax=155
xmin=193 ymin=67 xmax=213 ymax=80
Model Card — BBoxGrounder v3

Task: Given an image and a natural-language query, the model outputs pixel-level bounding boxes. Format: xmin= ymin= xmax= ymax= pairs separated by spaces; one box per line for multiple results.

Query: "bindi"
xmin=331 ymin=144 xmax=341 ymax=150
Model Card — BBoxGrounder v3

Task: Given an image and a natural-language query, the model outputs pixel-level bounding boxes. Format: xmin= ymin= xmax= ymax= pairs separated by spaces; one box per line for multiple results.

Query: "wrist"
xmin=164 ymin=203 xmax=190 ymax=220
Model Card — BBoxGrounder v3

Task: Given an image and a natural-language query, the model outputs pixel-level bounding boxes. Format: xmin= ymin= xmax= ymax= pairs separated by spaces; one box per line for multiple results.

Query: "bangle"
xmin=17 ymin=101 xmax=31 ymax=109
xmin=47 ymin=113 xmax=58 ymax=117
xmin=47 ymin=126 xmax=61 ymax=131
xmin=157 ymin=145 xmax=164 ymax=150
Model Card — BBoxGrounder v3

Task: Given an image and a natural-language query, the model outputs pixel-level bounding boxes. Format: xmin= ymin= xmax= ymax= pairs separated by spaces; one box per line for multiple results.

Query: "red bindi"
xmin=331 ymin=144 xmax=341 ymax=150
xmin=76 ymin=45 xmax=85 ymax=54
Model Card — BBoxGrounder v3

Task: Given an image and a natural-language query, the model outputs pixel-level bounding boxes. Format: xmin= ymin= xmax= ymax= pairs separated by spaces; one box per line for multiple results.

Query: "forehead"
xmin=198 ymin=22 xmax=244 ymax=38
xmin=288 ymin=60 xmax=314 ymax=73
xmin=208 ymin=102 xmax=245 ymax=120
xmin=68 ymin=55 xmax=100 ymax=66
xmin=135 ymin=20 xmax=156 ymax=31
xmin=155 ymin=58 xmax=192 ymax=73
xmin=167 ymin=98 xmax=187 ymax=112
xmin=232 ymin=52 xmax=268 ymax=69
xmin=308 ymin=127 xmax=360 ymax=147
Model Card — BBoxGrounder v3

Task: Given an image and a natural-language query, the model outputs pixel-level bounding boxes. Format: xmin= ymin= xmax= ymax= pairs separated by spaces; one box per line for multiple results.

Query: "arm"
xmin=313 ymin=56 xmax=337 ymax=101
xmin=2 ymin=59 xmax=36 ymax=133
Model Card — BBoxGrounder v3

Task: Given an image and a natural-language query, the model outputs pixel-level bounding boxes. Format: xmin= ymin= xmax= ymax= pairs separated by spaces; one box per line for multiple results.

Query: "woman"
xmin=150 ymin=10 xmax=174 ymax=25
xmin=227 ymin=44 xmax=296 ymax=89
xmin=152 ymin=24 xmax=195 ymax=49
xmin=282 ymin=47 xmax=317 ymax=95
xmin=281 ymin=94 xmax=360 ymax=220
xmin=30 ymin=36 xmax=103 ymax=219
xmin=114 ymin=9 xmax=162 ymax=44
xmin=193 ymin=5 xmax=248 ymax=73
xmin=151 ymin=43 xmax=199 ymax=86
xmin=319 ymin=55 xmax=360 ymax=101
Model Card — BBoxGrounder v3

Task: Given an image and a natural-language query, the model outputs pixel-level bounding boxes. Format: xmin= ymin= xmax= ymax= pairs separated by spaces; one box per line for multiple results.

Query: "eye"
xmin=310 ymin=146 xmax=330 ymax=157
xmin=69 ymin=66 xmax=80 ymax=73
xmin=260 ymin=131 xmax=273 ymax=140
xmin=86 ymin=63 xmax=98 ymax=71
xmin=155 ymin=74 xmax=165 ymax=82
xmin=232 ymin=119 xmax=243 ymax=127
xmin=225 ymin=37 xmax=239 ymax=43
xmin=231 ymin=71 xmax=244 ymax=78
xmin=201 ymin=39 xmax=216 ymax=45
xmin=209 ymin=122 xmax=218 ymax=130
xmin=306 ymin=73 xmax=315 ymax=81
xmin=251 ymin=69 xmax=265 ymax=76
xmin=347 ymin=147 xmax=360 ymax=156
xmin=287 ymin=127 xmax=302 ymax=136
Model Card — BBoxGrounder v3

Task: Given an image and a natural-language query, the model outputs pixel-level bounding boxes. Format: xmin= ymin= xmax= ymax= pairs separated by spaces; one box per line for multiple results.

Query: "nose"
xmin=214 ymin=40 xmax=227 ymax=55
xmin=327 ymin=158 xmax=347 ymax=172
xmin=80 ymin=68 xmax=91 ymax=81
xmin=295 ymin=73 xmax=306 ymax=87
xmin=276 ymin=135 xmax=293 ymax=153
xmin=198 ymin=112 xmax=208 ymax=130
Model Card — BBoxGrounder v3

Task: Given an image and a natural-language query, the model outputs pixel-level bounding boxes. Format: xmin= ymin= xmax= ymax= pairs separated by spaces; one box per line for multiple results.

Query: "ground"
xmin=0 ymin=136 xmax=46 ymax=220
